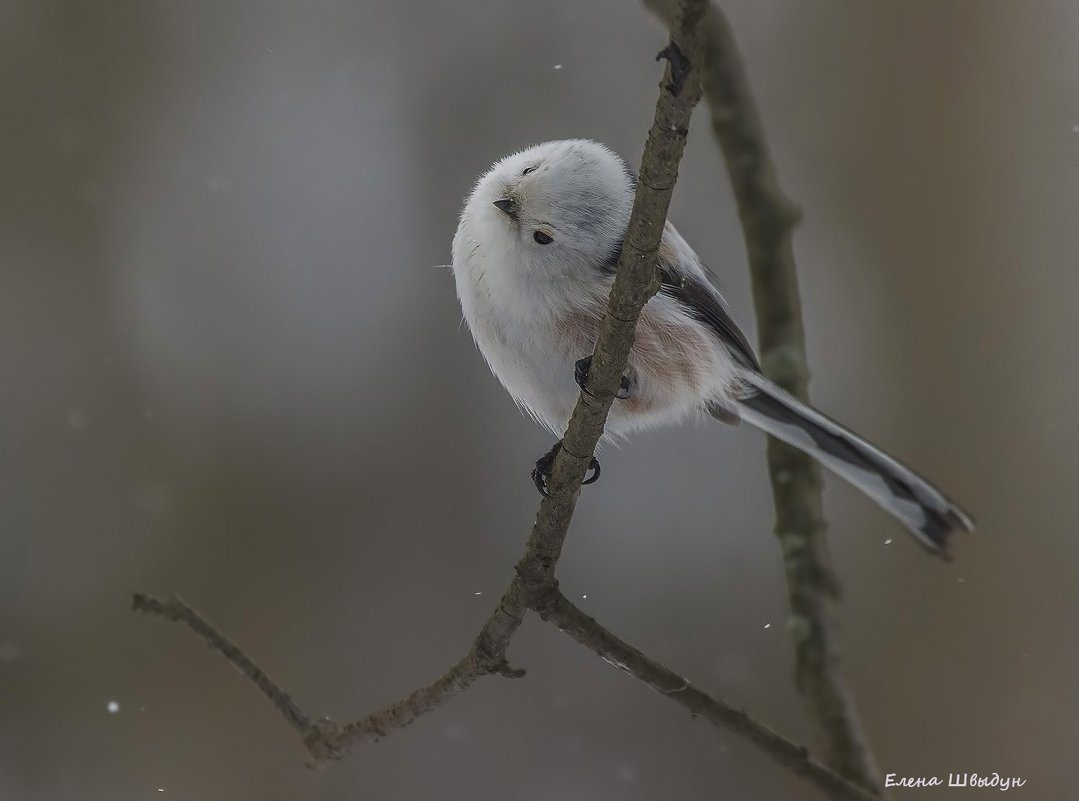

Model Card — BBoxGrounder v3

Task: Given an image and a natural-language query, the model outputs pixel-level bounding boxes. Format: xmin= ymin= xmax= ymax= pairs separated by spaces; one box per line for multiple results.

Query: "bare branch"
xmin=136 ymin=0 xmax=715 ymax=767
xmin=513 ymin=0 xmax=709 ymax=575
xmin=131 ymin=594 xmax=312 ymax=735
xmin=538 ymin=592 xmax=879 ymax=801
xmin=132 ymin=588 xmax=538 ymax=763
xmin=305 ymin=578 xmax=535 ymax=760
xmin=645 ymin=0 xmax=883 ymax=792
xmin=133 ymin=2 xmax=880 ymax=798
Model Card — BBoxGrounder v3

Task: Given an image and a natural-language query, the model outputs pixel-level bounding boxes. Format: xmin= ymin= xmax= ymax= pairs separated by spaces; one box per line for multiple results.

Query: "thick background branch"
xmin=646 ymin=0 xmax=883 ymax=793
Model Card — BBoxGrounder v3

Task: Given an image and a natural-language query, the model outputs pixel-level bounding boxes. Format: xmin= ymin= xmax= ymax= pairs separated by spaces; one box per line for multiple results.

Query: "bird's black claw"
xmin=531 ymin=441 xmax=562 ymax=497
xmin=575 ymin=355 xmax=636 ymax=401
xmin=531 ymin=468 xmax=550 ymax=497
xmin=657 ymin=42 xmax=691 ymax=96
xmin=574 ymin=356 xmax=593 ymax=395
xmin=582 ymin=456 xmax=601 ymax=485
xmin=530 ymin=442 xmax=602 ymax=494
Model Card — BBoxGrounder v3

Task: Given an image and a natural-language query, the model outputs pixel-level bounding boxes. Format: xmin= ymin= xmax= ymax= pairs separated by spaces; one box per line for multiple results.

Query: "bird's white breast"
xmin=452 ymin=209 xmax=588 ymax=434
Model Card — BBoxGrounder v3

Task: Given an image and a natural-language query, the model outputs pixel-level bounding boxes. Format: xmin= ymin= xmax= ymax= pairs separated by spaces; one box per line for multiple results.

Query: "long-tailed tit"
xmin=451 ymin=139 xmax=973 ymax=554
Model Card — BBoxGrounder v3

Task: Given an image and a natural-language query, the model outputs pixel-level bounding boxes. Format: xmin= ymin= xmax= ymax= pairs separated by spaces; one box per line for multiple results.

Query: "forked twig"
xmin=134 ymin=3 xmax=879 ymax=799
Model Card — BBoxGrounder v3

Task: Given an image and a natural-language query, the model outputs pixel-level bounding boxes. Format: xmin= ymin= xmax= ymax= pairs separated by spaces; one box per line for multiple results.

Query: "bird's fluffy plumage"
xmin=451 ymin=139 xmax=973 ymax=554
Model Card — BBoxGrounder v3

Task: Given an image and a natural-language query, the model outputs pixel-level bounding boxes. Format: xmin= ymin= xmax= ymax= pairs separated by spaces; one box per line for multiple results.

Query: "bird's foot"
xmin=574 ymin=355 xmax=637 ymax=400
xmin=531 ymin=440 xmax=601 ymax=497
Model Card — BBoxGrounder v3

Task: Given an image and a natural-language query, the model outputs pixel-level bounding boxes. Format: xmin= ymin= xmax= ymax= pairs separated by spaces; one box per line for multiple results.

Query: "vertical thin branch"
xmin=645 ymin=1 xmax=884 ymax=793
xmin=137 ymin=0 xmax=714 ymax=769
xmin=515 ymin=0 xmax=710 ymax=595
xmin=134 ymin=5 xmax=887 ymax=798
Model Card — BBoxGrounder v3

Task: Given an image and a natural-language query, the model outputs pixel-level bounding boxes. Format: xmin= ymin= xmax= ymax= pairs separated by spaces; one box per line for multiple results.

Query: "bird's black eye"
xmin=533 ymin=230 xmax=553 ymax=245
xmin=522 ymin=165 xmax=538 ymax=176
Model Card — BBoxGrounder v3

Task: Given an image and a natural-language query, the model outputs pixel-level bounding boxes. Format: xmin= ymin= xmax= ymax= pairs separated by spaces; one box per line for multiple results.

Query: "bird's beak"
xmin=492 ymin=198 xmax=518 ymax=218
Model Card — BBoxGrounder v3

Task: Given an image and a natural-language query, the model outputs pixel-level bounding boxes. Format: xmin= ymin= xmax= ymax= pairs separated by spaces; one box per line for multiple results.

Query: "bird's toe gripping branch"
xmin=531 ymin=440 xmax=601 ymax=496
xmin=574 ymin=355 xmax=637 ymax=400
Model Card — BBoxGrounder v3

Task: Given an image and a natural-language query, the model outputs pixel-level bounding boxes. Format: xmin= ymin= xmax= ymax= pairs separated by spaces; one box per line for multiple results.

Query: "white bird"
xmin=451 ymin=139 xmax=973 ymax=555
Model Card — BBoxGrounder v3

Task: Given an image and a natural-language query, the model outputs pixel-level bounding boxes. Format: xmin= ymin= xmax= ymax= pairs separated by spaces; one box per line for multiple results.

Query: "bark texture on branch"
xmin=133 ymin=3 xmax=880 ymax=798
xmin=645 ymin=0 xmax=883 ymax=793
xmin=134 ymin=0 xmax=715 ymax=770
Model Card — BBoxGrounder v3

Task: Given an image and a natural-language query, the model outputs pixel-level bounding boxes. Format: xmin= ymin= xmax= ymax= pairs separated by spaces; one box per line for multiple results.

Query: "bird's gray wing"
xmin=601 ymin=222 xmax=761 ymax=372
xmin=655 ymin=222 xmax=761 ymax=372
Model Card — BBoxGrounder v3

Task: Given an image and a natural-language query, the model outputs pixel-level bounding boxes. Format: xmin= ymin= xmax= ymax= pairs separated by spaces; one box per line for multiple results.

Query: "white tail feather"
xmin=733 ymin=373 xmax=973 ymax=554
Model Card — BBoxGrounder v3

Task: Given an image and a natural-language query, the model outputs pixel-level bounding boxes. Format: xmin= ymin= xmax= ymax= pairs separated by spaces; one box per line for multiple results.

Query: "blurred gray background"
xmin=3 ymin=1 xmax=1077 ymax=799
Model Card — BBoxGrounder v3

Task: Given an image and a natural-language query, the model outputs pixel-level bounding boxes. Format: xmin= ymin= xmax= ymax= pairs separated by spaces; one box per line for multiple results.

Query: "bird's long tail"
xmin=728 ymin=372 xmax=973 ymax=555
